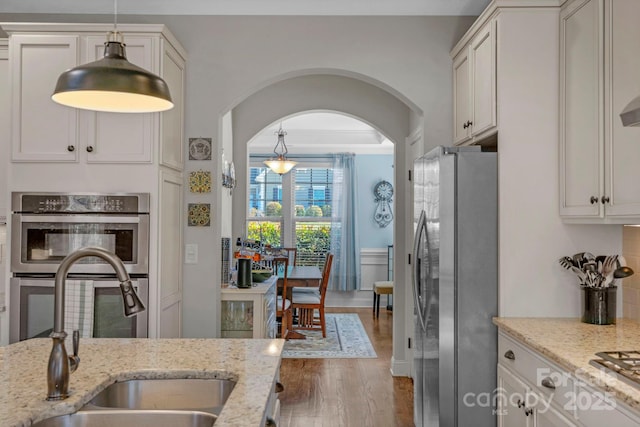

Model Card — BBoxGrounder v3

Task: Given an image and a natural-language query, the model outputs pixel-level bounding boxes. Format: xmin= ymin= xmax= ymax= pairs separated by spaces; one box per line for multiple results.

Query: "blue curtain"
xmin=329 ymin=153 xmax=360 ymax=291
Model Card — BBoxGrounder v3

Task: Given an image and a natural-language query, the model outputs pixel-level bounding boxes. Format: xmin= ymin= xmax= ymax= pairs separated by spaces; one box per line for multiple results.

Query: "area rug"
xmin=282 ymin=313 xmax=377 ymax=359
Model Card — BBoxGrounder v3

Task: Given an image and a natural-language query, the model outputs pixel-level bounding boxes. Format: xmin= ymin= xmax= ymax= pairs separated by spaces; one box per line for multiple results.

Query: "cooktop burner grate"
xmin=590 ymin=351 xmax=640 ymax=389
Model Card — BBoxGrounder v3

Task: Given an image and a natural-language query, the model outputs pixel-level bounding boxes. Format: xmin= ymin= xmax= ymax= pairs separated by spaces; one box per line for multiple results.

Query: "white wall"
xmin=0 ymin=14 xmax=475 ymax=369
xmin=495 ymin=9 xmax=623 ymax=317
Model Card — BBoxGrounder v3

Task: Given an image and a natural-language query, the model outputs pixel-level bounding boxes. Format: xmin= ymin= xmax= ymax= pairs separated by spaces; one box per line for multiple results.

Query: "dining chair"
xmin=271 ymin=256 xmax=292 ymax=339
xmin=291 ymin=253 xmax=333 ymax=337
xmin=282 ymin=247 xmax=297 ymax=266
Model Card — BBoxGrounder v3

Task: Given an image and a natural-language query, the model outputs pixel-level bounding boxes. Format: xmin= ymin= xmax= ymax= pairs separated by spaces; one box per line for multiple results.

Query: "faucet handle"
xmin=69 ymin=330 xmax=80 ymax=373
xmin=72 ymin=330 xmax=80 ymax=357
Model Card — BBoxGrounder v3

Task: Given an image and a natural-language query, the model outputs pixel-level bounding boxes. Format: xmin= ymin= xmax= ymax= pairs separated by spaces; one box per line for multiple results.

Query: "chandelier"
xmin=263 ymin=124 xmax=297 ymax=175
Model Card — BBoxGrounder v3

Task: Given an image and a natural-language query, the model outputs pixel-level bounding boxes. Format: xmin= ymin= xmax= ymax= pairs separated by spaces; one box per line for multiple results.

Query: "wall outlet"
xmin=185 ymin=244 xmax=198 ymax=264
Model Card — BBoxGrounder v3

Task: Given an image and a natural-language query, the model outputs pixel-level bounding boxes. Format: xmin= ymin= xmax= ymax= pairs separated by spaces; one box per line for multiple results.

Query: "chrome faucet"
xmin=47 ymin=246 xmax=146 ymax=400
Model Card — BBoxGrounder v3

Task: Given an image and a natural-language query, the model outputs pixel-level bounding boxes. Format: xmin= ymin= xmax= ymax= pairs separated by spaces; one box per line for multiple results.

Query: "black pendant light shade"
xmin=52 ymin=31 xmax=173 ymax=113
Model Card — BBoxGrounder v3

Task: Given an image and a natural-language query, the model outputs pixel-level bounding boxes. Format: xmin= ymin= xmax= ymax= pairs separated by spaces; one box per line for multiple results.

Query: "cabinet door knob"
xmin=504 ymin=350 xmax=515 ymax=360
xmin=517 ymin=399 xmax=524 ymax=408
xmin=541 ymin=377 xmax=556 ymax=389
xmin=525 ymin=407 xmax=533 ymax=416
xmin=67 ymin=145 xmax=75 ymax=152
xmin=590 ymin=196 xmax=598 ymax=204
xmin=86 ymin=146 xmax=94 ymax=153
xmin=601 ymin=196 xmax=610 ymax=204
xmin=463 ymin=122 xmax=469 ymax=129
xmin=467 ymin=120 xmax=473 ymax=127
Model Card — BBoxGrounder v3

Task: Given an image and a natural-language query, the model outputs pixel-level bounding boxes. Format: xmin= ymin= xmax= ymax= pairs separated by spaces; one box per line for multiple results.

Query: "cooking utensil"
xmin=559 ymin=256 xmax=587 ymax=283
xmin=573 ymin=252 xmax=595 ymax=269
xmin=614 ymin=266 xmax=634 ymax=279
xmin=600 ymin=255 xmax=618 ymax=288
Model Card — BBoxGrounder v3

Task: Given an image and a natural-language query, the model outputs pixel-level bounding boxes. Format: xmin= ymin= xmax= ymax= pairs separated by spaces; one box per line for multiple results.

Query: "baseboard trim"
xmin=390 ymin=356 xmax=411 ymax=378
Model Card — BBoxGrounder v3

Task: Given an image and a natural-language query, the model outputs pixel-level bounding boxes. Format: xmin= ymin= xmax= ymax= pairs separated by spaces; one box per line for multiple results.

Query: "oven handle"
xmin=15 ymin=215 xmax=142 ymax=224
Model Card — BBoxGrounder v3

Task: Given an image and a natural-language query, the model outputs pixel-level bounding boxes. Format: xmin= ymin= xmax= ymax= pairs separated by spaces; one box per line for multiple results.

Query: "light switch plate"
xmin=185 ymin=244 xmax=198 ymax=264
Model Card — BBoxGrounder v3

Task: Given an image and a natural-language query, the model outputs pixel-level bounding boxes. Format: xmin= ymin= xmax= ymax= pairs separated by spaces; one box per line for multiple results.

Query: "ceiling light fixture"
xmin=263 ymin=124 xmax=297 ymax=175
xmin=51 ymin=0 xmax=173 ymax=113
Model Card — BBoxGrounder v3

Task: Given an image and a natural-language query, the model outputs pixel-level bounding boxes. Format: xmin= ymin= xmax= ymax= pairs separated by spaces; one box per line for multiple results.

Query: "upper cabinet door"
xmin=159 ymin=41 xmax=185 ymax=171
xmin=83 ymin=35 xmax=154 ymax=164
xmin=452 ymin=19 xmax=497 ymax=146
xmin=559 ymin=0 xmax=604 ymax=218
xmin=453 ymin=49 xmax=471 ymax=145
xmin=605 ymin=0 xmax=640 ymax=217
xmin=10 ymin=35 xmax=80 ymax=162
xmin=470 ymin=20 xmax=496 ymax=138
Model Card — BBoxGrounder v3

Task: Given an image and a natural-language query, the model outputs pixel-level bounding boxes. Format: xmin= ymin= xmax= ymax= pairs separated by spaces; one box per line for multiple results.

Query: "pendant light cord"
xmin=114 ymin=0 xmax=118 ymax=31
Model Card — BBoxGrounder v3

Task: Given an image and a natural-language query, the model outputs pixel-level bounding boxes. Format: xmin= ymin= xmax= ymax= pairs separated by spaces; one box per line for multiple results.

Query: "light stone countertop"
xmin=494 ymin=317 xmax=640 ymax=411
xmin=0 ymin=337 xmax=284 ymax=427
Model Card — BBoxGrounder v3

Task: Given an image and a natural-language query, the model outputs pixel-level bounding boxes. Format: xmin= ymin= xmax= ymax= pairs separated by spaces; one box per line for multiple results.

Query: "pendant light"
xmin=263 ymin=124 xmax=297 ymax=175
xmin=51 ymin=0 xmax=173 ymax=113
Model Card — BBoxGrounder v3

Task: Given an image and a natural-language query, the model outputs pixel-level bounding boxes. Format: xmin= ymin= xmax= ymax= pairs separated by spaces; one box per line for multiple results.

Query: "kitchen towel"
xmin=64 ymin=280 xmax=95 ymax=339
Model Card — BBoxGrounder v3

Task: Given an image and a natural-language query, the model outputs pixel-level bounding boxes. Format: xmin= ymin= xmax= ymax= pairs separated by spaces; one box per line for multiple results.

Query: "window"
xmin=247 ymin=165 xmax=334 ymax=267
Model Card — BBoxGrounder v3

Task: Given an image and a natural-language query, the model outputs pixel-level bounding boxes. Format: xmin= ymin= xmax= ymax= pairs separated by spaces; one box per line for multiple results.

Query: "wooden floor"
xmin=279 ymin=307 xmax=414 ymax=427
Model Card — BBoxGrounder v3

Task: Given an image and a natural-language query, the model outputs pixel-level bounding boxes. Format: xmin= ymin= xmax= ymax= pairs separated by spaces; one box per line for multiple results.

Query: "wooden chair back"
xmin=319 ymin=253 xmax=334 ymax=304
xmin=282 ymin=247 xmax=297 ymax=266
xmin=271 ymin=256 xmax=290 ymax=312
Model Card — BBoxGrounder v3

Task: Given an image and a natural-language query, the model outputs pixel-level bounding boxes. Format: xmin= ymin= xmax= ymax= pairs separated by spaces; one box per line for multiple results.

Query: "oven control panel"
xmin=12 ymin=193 xmax=150 ymax=214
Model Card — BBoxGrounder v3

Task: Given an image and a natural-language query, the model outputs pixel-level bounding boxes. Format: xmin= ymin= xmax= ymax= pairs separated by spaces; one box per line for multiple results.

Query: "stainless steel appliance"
xmin=412 ymin=146 xmax=498 ymax=426
xmin=590 ymin=351 xmax=640 ymax=389
xmin=10 ymin=192 xmax=150 ymax=342
xmin=11 ymin=192 xmax=149 ymax=275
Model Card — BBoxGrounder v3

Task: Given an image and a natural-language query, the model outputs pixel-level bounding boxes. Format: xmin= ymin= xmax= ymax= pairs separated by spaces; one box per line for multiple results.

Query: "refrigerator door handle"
xmin=412 ymin=210 xmax=428 ymax=332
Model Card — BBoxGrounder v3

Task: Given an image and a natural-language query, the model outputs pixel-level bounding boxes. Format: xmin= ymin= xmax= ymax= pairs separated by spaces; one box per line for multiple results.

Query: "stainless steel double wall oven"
xmin=10 ymin=192 xmax=150 ymax=343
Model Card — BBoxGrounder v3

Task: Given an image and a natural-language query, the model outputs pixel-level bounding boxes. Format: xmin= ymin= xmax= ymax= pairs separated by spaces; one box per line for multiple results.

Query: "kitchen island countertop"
xmin=494 ymin=317 xmax=640 ymax=411
xmin=0 ymin=337 xmax=284 ymax=427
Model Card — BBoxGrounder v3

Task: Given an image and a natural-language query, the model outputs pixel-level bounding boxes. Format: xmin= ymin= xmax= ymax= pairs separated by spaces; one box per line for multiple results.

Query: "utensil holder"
xmin=581 ymin=286 xmax=617 ymax=325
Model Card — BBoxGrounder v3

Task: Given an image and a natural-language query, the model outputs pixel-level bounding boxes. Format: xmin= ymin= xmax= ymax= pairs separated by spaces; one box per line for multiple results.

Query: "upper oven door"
xmin=11 ymin=214 xmax=149 ymax=275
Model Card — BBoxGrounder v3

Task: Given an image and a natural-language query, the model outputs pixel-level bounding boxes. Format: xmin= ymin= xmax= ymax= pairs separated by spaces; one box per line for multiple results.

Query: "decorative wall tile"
xmin=188 ymin=203 xmax=211 ymax=227
xmin=189 ymin=170 xmax=212 ymax=193
xmin=188 ymin=137 xmax=212 ymax=160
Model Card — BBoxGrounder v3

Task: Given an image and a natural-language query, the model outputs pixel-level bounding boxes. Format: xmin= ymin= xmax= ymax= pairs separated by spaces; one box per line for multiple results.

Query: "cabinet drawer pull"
xmin=590 ymin=196 xmax=598 ymax=204
xmin=504 ymin=350 xmax=515 ymax=360
xmin=86 ymin=146 xmax=94 ymax=153
xmin=541 ymin=377 xmax=556 ymax=389
xmin=67 ymin=145 xmax=75 ymax=152
xmin=601 ymin=196 xmax=610 ymax=204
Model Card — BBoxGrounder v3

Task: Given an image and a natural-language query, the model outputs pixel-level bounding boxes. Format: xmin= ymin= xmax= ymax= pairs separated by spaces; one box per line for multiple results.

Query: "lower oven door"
xmin=9 ymin=277 xmax=148 ymax=343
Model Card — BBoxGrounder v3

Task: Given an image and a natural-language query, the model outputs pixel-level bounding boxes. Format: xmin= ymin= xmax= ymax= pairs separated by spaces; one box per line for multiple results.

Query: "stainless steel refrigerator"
xmin=412 ymin=146 xmax=498 ymax=427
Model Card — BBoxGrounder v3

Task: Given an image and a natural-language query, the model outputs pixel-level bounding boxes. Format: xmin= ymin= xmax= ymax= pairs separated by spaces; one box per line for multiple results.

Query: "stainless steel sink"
xmin=31 ymin=409 xmax=216 ymax=427
xmin=87 ymin=378 xmax=236 ymax=415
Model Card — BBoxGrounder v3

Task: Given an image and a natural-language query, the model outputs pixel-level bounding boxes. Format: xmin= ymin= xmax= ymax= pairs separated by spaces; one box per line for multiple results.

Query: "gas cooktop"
xmin=590 ymin=351 xmax=640 ymax=389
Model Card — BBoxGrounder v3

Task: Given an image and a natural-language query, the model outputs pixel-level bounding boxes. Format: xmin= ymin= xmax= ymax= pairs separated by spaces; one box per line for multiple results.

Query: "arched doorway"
xmin=224 ymin=71 xmax=422 ymax=376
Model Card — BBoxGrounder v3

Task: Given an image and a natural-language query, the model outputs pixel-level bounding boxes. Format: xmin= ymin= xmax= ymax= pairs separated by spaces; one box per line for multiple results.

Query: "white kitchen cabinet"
xmin=560 ymin=0 xmax=640 ymax=222
xmin=6 ymin=24 xmax=185 ymax=169
xmin=497 ymin=331 xmax=640 ymax=427
xmin=498 ymin=364 xmax=534 ymax=427
xmin=452 ymin=19 xmax=496 ymax=145
xmin=498 ymin=333 xmax=578 ymax=427
xmin=9 ymin=34 xmax=79 ymax=162
xmin=221 ymin=276 xmax=277 ymax=339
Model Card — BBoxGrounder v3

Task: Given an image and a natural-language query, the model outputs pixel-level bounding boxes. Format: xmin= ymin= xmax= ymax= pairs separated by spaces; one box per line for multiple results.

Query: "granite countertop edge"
xmin=493 ymin=317 xmax=640 ymax=411
xmin=0 ymin=338 xmax=285 ymax=427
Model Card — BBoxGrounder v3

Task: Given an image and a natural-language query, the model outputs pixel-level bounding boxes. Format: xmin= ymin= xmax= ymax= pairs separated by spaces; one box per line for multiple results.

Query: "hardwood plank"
xmin=279 ymin=307 xmax=414 ymax=427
